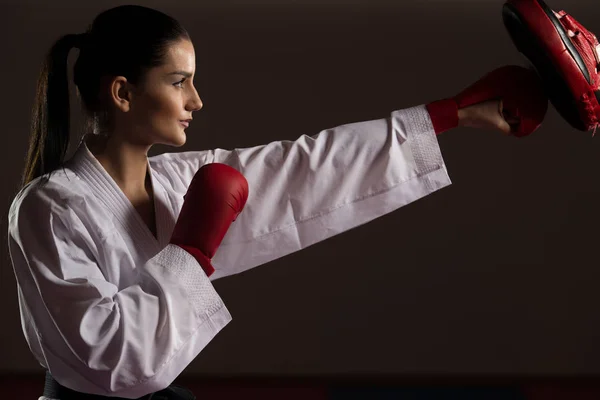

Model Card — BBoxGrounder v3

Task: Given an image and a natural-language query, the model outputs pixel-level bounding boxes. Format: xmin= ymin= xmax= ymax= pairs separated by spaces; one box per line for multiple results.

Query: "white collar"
xmin=65 ymin=135 xmax=171 ymax=256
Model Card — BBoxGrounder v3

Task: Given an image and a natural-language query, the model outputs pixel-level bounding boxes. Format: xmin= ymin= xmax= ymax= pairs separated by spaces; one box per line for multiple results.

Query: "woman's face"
xmin=119 ymin=38 xmax=203 ymax=147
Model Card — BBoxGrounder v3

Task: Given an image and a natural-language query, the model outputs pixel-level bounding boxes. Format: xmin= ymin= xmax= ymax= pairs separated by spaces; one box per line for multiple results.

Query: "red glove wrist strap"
xmin=426 ymin=98 xmax=459 ymax=135
xmin=176 ymin=244 xmax=216 ymax=277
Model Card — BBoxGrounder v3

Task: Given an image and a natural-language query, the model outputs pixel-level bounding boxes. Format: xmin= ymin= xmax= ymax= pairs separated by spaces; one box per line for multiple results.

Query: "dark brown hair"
xmin=22 ymin=5 xmax=190 ymax=187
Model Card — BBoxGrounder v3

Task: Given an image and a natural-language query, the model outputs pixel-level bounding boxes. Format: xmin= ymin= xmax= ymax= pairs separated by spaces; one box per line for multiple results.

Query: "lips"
xmin=180 ymin=119 xmax=191 ymax=128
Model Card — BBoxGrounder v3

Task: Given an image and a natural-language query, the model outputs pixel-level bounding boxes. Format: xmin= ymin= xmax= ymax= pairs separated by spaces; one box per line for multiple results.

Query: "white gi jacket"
xmin=8 ymin=105 xmax=451 ymax=399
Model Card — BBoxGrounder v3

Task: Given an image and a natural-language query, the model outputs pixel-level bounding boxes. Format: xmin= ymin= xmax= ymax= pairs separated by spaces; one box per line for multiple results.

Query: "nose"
xmin=187 ymin=87 xmax=203 ymax=112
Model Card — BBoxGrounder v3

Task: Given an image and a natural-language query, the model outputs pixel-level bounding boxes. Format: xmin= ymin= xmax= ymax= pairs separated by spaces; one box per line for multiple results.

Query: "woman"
xmin=8 ymin=5 xmax=547 ymax=400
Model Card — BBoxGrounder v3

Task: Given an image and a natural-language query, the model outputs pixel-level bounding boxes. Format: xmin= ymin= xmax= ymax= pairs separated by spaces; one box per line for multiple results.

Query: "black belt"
xmin=43 ymin=371 xmax=196 ymax=400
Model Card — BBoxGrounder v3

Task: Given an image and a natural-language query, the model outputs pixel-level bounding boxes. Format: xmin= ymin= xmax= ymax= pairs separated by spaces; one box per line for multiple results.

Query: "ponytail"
xmin=22 ymin=34 xmax=79 ymax=188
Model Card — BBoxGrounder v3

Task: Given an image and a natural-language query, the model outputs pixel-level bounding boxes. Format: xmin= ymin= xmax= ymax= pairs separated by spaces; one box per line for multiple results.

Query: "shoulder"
xmin=9 ymin=169 xmax=86 ymax=227
xmin=149 ymin=149 xmax=212 ymax=172
xmin=148 ymin=149 xmax=215 ymax=194
xmin=148 ymin=148 xmax=239 ymax=182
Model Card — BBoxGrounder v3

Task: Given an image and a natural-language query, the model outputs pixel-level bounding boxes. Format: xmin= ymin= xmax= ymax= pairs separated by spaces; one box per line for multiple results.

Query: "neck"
xmin=86 ymin=133 xmax=152 ymax=197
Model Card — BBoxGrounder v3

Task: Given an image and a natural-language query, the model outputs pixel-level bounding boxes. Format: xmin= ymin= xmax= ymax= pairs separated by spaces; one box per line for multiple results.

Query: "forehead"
xmin=161 ymin=39 xmax=196 ymax=73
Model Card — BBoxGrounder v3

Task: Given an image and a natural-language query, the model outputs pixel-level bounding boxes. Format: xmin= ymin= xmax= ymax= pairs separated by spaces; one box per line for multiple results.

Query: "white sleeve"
xmin=8 ymin=186 xmax=231 ymax=399
xmin=153 ymin=105 xmax=452 ymax=281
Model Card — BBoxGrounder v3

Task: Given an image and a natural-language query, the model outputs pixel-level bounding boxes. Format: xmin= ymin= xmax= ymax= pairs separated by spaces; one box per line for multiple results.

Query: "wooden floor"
xmin=3 ymin=374 xmax=600 ymax=399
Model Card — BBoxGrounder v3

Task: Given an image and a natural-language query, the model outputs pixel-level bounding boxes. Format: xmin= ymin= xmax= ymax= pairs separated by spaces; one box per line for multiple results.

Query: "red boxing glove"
xmin=170 ymin=163 xmax=249 ymax=277
xmin=426 ymin=65 xmax=548 ymax=137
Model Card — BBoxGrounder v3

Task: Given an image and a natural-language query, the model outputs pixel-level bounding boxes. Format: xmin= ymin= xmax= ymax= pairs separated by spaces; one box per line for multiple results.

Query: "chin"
xmin=160 ymin=130 xmax=187 ymax=148
xmin=173 ymin=134 xmax=187 ymax=147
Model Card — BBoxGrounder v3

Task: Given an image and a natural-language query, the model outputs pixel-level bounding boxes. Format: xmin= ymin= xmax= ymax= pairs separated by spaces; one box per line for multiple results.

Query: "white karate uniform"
xmin=8 ymin=105 xmax=451 ymax=399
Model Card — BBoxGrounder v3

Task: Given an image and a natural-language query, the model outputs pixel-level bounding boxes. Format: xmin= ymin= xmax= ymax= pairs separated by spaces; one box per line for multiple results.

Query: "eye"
xmin=174 ymin=78 xmax=186 ymax=88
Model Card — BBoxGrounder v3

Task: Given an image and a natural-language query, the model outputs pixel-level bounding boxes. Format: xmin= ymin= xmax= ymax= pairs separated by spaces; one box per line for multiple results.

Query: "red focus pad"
xmin=170 ymin=163 xmax=249 ymax=277
xmin=503 ymin=0 xmax=600 ymax=132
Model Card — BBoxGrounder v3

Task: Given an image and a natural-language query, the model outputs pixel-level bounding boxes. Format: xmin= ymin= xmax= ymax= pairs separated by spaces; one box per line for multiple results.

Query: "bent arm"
xmin=8 ymin=187 xmax=230 ymax=398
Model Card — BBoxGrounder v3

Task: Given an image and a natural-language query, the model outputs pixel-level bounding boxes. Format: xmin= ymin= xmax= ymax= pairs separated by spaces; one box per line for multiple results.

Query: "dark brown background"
xmin=1 ymin=0 xmax=599 ymax=379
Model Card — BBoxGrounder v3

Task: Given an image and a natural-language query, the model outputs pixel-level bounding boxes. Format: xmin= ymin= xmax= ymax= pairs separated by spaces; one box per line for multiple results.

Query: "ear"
xmin=108 ymin=76 xmax=132 ymax=113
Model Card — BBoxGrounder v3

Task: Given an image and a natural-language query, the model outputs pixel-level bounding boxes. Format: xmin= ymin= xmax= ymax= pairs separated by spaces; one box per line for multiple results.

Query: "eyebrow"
xmin=167 ymin=71 xmax=193 ymax=78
